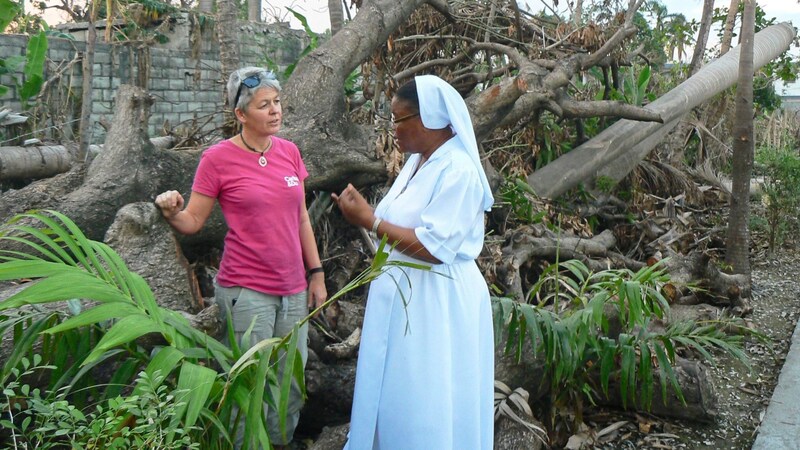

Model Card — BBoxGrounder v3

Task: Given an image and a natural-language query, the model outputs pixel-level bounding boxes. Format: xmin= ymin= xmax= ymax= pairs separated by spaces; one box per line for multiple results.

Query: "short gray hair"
xmin=227 ymin=67 xmax=281 ymax=112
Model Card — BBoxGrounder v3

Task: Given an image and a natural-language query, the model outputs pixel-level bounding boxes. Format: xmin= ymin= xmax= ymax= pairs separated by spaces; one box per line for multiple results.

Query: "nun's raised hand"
xmin=332 ymin=183 xmax=374 ymax=229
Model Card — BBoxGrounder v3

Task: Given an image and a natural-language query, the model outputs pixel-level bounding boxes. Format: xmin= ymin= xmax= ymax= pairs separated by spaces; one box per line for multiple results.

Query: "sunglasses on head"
xmin=233 ymin=71 xmax=277 ymax=109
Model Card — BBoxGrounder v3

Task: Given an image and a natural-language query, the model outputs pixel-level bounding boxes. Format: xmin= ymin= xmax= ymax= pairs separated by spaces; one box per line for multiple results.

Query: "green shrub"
xmin=2 ymin=361 xmax=197 ymax=449
xmin=499 ymin=177 xmax=546 ymax=224
xmin=754 ymin=146 xmax=800 ymax=252
xmin=492 ymin=259 xmax=757 ymax=427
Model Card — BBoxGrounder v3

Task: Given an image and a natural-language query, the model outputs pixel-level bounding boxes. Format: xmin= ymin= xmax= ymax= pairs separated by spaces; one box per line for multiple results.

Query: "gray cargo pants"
xmin=214 ymin=283 xmax=309 ymax=448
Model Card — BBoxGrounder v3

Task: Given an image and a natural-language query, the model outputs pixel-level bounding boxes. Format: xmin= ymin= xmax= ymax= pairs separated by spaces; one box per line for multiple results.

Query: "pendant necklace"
xmin=240 ymin=133 xmax=272 ymax=167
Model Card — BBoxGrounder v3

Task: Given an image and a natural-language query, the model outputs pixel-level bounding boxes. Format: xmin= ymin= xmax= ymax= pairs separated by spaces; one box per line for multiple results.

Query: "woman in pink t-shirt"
xmin=154 ymin=67 xmax=327 ymax=450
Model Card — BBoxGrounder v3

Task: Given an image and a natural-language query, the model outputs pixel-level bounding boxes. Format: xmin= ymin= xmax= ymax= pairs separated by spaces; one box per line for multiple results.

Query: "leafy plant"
xmin=0 ymin=210 xmax=417 ymax=448
xmin=499 ymin=177 xmax=546 ymax=224
xmin=0 ymin=0 xmax=20 ymax=31
xmin=2 ymin=364 xmax=197 ymax=449
xmin=282 ymin=8 xmax=319 ymax=79
xmin=492 ymin=259 xmax=757 ymax=427
xmin=754 ymin=146 xmax=800 ymax=252
xmin=0 ymin=1 xmax=48 ymax=104
xmin=592 ymin=64 xmax=654 ymax=106
xmin=594 ymin=175 xmax=617 ymax=194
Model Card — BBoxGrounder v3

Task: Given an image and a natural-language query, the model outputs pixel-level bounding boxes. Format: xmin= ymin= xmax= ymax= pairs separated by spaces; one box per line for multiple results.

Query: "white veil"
xmin=415 ymin=75 xmax=495 ymax=211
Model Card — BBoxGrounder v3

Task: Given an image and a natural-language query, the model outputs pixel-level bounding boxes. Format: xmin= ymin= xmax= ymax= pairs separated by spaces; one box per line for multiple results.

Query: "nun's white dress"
xmin=344 ymin=138 xmax=495 ymax=450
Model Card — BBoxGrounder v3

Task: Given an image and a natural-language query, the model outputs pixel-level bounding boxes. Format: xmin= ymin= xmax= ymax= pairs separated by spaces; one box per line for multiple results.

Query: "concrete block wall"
xmin=0 ymin=13 xmax=310 ymax=144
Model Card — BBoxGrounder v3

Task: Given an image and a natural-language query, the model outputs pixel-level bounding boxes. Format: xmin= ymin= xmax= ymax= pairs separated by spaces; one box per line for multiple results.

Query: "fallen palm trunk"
xmin=0 ymin=136 xmax=175 ymax=181
xmin=528 ymin=22 xmax=796 ymax=200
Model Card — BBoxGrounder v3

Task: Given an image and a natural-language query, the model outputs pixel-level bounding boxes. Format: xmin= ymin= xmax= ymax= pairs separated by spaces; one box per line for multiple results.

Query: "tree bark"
xmin=720 ymin=0 xmax=740 ymax=55
xmin=688 ymin=0 xmax=715 ymax=77
xmin=77 ymin=2 xmax=98 ymax=159
xmin=598 ymin=357 xmax=717 ymax=423
xmin=0 ymin=137 xmax=175 ymax=181
xmin=198 ymin=0 xmax=213 ymax=13
xmin=104 ymin=202 xmax=206 ymax=315
xmin=328 ymin=0 xmax=343 ymax=35
xmin=0 ymin=86 xmax=199 ymax=242
xmin=724 ymin=0 xmax=755 ymax=277
xmin=0 ymin=145 xmax=73 ymax=180
xmin=248 ymin=0 xmax=261 ymax=22
xmin=217 ymin=0 xmax=240 ymax=130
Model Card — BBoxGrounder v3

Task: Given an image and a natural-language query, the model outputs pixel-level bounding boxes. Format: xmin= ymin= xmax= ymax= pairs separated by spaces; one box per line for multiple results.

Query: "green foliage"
xmin=0 ymin=210 xmax=418 ymax=448
xmin=631 ymin=10 xmax=668 ymax=66
xmin=499 ymin=177 xmax=546 ymax=224
xmin=0 ymin=3 xmax=48 ymax=105
xmin=591 ymin=65 xmax=654 ymax=106
xmin=535 ymin=114 xmax=572 ymax=169
xmin=0 ymin=1 xmax=19 ymax=98
xmin=594 ymin=175 xmax=617 ymax=194
xmin=19 ymin=30 xmax=47 ymax=102
xmin=259 ymin=9 xmax=321 ymax=82
xmin=754 ymin=146 xmax=800 ymax=252
xmin=752 ymin=76 xmax=783 ymax=113
xmin=0 ymin=0 xmax=21 ymax=31
xmin=492 ymin=259 xmax=756 ymax=426
xmin=282 ymin=8 xmax=319 ymax=79
xmin=2 ymin=363 xmax=198 ymax=449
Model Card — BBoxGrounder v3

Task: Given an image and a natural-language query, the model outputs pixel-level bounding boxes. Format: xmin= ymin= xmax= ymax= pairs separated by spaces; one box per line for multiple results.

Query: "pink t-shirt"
xmin=192 ymin=137 xmax=309 ymax=295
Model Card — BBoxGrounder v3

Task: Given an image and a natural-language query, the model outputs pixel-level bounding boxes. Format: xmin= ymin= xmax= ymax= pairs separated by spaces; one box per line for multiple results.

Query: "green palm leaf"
xmin=176 ymin=361 xmax=218 ymax=428
xmin=83 ymin=314 xmax=161 ymax=364
xmin=0 ymin=271 xmax=130 ymax=310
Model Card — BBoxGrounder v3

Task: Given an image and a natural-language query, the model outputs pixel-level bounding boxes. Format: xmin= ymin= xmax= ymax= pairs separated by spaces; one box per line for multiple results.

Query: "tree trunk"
xmin=217 ymin=0 xmax=240 ymax=130
xmin=0 ymin=86 xmax=200 ymax=242
xmin=528 ymin=23 xmax=795 ymax=200
xmin=688 ymin=0 xmax=715 ymax=77
xmin=279 ymin=0 xmax=430 ymax=191
xmin=77 ymin=2 xmax=98 ymax=159
xmin=720 ymin=0 xmax=740 ymax=55
xmin=0 ymin=145 xmax=73 ymax=180
xmin=248 ymin=0 xmax=261 ymax=22
xmin=104 ymin=202 xmax=206 ymax=315
xmin=0 ymin=137 xmax=175 ymax=181
xmin=198 ymin=0 xmax=213 ymax=13
xmin=724 ymin=0 xmax=755 ymax=278
xmin=328 ymin=0 xmax=343 ymax=35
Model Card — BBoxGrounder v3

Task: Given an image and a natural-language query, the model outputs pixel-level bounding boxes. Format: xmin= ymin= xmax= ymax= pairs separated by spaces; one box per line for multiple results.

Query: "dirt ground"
xmin=580 ymin=229 xmax=800 ymax=449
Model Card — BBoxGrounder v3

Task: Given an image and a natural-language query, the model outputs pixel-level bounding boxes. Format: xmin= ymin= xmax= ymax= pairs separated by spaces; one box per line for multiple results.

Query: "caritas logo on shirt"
xmin=285 ymin=176 xmax=300 ymax=187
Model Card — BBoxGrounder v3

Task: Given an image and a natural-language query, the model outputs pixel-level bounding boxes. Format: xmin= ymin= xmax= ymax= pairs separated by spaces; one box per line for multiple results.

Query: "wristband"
xmin=371 ymin=217 xmax=383 ymax=235
xmin=307 ymin=267 xmax=324 ymax=276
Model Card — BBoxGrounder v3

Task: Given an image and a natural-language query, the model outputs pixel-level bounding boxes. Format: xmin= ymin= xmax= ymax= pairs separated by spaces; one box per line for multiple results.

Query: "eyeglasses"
xmin=233 ymin=71 xmax=277 ymax=109
xmin=392 ymin=112 xmax=419 ymax=124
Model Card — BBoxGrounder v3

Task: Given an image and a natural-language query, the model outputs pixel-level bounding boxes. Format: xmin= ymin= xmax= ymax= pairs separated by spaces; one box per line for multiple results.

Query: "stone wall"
xmin=0 ymin=13 xmax=310 ymax=144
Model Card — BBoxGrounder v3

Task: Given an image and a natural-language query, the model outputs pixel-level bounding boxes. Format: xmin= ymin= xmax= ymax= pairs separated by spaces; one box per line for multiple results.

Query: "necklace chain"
xmin=240 ymin=133 xmax=271 ymax=167
xmin=240 ymin=133 xmax=272 ymax=155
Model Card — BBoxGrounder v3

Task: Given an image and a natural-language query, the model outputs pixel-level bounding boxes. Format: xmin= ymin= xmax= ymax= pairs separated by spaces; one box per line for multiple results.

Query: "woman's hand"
xmin=154 ymin=190 xmax=184 ymax=219
xmin=331 ymin=183 xmax=375 ymax=229
xmin=308 ymin=273 xmax=328 ymax=312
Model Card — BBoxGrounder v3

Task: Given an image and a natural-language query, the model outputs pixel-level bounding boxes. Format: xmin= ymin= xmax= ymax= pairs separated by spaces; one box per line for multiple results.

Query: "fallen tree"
xmin=0 ymin=1 xmax=794 ymax=448
xmin=528 ymin=22 xmax=795 ymax=200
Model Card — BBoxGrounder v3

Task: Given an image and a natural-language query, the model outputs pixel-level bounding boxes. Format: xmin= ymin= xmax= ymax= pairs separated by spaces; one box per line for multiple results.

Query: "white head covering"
xmin=415 ymin=75 xmax=494 ymax=211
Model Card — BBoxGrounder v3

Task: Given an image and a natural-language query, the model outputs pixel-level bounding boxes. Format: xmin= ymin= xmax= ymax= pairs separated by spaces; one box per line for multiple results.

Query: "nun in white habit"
xmin=333 ymin=74 xmax=495 ymax=450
